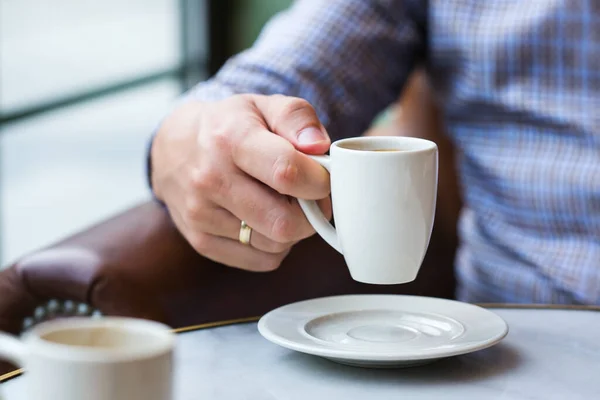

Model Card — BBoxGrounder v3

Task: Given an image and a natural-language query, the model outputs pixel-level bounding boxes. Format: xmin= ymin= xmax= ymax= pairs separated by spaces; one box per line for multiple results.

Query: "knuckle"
xmin=209 ymin=112 xmax=257 ymax=161
xmin=272 ymin=153 xmax=300 ymax=192
xmin=211 ymin=126 xmax=232 ymax=153
xmin=269 ymin=97 xmax=319 ymax=136
xmin=189 ymin=167 xmax=229 ymax=198
xmin=189 ymin=167 xmax=208 ymax=190
xmin=281 ymin=97 xmax=312 ymax=116
xmin=270 ymin=211 xmax=297 ymax=243
xmin=228 ymin=120 xmax=256 ymax=159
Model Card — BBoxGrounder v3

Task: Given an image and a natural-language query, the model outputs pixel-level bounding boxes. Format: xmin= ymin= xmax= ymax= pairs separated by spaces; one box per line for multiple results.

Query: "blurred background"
xmin=0 ymin=0 xmax=293 ymax=266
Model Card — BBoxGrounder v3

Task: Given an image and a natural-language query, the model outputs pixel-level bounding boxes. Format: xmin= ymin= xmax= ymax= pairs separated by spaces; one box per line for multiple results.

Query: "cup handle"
xmin=0 ymin=333 xmax=27 ymax=366
xmin=297 ymin=155 xmax=342 ymax=254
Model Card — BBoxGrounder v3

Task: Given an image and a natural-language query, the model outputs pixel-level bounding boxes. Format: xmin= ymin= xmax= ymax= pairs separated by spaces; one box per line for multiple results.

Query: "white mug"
xmin=298 ymin=136 xmax=438 ymax=284
xmin=0 ymin=317 xmax=175 ymax=400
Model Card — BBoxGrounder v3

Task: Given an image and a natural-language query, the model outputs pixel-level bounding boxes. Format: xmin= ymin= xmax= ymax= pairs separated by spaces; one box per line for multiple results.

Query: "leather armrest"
xmin=0 ymin=199 xmax=456 ymax=329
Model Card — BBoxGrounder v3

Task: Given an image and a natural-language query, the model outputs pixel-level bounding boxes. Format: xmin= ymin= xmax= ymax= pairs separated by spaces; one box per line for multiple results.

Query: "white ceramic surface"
xmin=0 ymin=317 xmax=174 ymax=400
xmin=5 ymin=308 xmax=600 ymax=399
xmin=298 ymin=136 xmax=438 ymax=284
xmin=258 ymin=295 xmax=508 ymax=368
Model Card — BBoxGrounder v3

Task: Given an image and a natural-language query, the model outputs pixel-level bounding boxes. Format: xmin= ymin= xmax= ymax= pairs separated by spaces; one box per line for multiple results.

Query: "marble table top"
xmin=3 ymin=307 xmax=599 ymax=399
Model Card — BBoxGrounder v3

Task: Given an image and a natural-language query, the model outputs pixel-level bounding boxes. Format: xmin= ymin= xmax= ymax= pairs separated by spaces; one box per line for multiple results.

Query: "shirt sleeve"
xmin=183 ymin=0 xmax=427 ymax=140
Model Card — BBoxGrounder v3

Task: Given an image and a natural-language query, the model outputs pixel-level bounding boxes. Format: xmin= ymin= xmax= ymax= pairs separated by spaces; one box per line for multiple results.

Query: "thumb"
xmin=252 ymin=95 xmax=330 ymax=155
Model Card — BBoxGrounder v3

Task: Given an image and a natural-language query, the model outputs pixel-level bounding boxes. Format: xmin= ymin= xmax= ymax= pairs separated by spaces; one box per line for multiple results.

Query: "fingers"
xmin=316 ymin=196 xmax=333 ymax=222
xmin=169 ymin=200 xmax=291 ymax=272
xmin=180 ymin=162 xmax=333 ymax=253
xmin=184 ymin=158 xmax=313 ymax=243
xmin=218 ymin=173 xmax=318 ymax=243
xmin=189 ymin=205 xmax=295 ymax=254
xmin=190 ymin=233 xmax=291 ymax=272
xmin=252 ymin=94 xmax=331 ymax=154
xmin=232 ymin=126 xmax=331 ymax=199
xmin=179 ymin=181 xmax=331 ymax=253
xmin=185 ymin=145 xmax=333 ymax=245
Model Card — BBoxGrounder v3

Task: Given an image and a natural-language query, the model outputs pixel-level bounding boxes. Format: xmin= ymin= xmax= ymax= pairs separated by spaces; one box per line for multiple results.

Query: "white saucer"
xmin=258 ymin=294 xmax=508 ymax=368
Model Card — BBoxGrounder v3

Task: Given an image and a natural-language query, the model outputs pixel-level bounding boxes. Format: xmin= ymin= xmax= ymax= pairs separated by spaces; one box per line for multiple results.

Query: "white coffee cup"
xmin=298 ymin=136 xmax=438 ymax=284
xmin=0 ymin=317 xmax=175 ymax=400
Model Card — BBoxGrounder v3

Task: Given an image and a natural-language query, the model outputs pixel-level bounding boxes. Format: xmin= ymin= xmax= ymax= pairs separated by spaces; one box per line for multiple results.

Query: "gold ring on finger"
xmin=239 ymin=221 xmax=253 ymax=246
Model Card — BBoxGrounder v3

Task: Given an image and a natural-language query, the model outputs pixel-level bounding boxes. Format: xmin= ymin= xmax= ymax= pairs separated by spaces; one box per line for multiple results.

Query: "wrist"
xmin=148 ymin=132 xmax=164 ymax=203
xmin=148 ymin=102 xmax=204 ymax=203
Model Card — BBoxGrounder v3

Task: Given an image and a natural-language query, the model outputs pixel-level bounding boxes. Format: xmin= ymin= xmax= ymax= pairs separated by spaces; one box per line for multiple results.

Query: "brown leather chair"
xmin=0 ymin=70 xmax=461 ymax=375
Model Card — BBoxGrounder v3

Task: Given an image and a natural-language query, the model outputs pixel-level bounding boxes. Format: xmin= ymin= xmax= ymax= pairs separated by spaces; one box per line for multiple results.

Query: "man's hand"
xmin=151 ymin=94 xmax=332 ymax=271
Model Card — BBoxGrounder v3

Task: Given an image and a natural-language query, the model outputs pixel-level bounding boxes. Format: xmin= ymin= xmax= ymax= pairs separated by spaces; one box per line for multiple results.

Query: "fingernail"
xmin=297 ymin=127 xmax=327 ymax=144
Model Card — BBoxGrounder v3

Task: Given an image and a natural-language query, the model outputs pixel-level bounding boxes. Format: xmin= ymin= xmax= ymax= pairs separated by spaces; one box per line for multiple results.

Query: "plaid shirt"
xmin=183 ymin=0 xmax=600 ymax=304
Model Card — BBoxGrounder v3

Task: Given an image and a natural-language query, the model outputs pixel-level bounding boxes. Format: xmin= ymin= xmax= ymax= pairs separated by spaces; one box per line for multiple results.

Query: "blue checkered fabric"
xmin=181 ymin=0 xmax=600 ymax=304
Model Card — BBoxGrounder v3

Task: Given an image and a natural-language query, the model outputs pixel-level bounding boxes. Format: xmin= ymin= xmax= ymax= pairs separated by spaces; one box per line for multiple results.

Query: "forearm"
xmin=180 ymin=0 xmax=426 ymax=140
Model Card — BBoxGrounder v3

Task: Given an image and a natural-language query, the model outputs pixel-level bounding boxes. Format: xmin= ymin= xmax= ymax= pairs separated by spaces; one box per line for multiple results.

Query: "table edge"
xmin=2 ymin=303 xmax=598 ymax=383
xmin=478 ymin=303 xmax=600 ymax=311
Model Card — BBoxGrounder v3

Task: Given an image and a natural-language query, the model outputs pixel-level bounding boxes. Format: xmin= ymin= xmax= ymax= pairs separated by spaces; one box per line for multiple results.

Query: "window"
xmin=0 ymin=0 xmax=209 ymax=264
